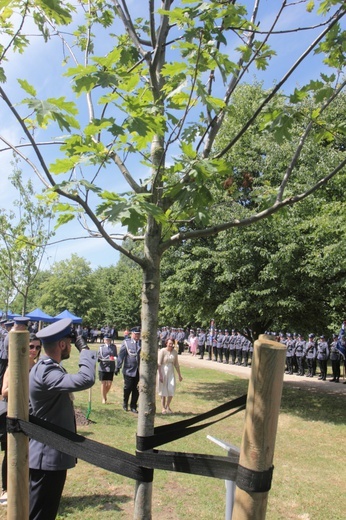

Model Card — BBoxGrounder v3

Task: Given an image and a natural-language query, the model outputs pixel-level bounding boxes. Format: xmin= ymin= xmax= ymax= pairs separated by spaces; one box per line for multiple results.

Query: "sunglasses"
xmin=29 ymin=345 xmax=41 ymax=351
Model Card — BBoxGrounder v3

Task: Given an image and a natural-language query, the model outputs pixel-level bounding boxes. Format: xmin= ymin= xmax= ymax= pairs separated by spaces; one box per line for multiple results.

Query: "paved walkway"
xmin=177 ymin=352 xmax=346 ymax=395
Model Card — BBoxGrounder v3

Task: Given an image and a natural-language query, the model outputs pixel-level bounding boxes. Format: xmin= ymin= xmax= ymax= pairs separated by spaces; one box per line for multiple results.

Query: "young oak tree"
xmin=0 ymin=162 xmax=54 ymax=315
xmin=0 ymin=1 xmax=345 ymax=517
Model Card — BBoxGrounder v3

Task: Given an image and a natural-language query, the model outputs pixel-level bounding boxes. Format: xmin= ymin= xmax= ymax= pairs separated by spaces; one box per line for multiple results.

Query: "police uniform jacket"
xmin=198 ymin=333 xmax=206 ymax=347
xmin=0 ymin=334 xmax=9 ymax=360
xmin=316 ymin=341 xmax=329 ymax=360
xmin=216 ymin=333 xmax=224 ymax=348
xmin=116 ymin=338 xmax=141 ymax=377
xmin=329 ymin=341 xmax=341 ymax=361
xmin=98 ymin=343 xmax=117 ymax=373
xmin=29 ymin=349 xmax=96 ymax=471
xmin=286 ymin=340 xmax=295 ymax=358
xmin=305 ymin=341 xmax=316 ymax=359
xmin=241 ymin=337 xmax=251 ymax=352
xmin=294 ymin=340 xmax=306 ymax=357
xmin=229 ymin=335 xmax=237 ymax=350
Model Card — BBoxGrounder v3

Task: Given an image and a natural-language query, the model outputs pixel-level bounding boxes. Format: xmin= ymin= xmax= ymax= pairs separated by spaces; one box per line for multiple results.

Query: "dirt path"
xmin=177 ymin=351 xmax=346 ymax=395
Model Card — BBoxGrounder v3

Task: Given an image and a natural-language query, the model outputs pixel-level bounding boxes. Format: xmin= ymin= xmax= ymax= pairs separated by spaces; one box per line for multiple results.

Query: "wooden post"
xmin=232 ymin=335 xmax=286 ymax=520
xmin=7 ymin=323 xmax=29 ymax=520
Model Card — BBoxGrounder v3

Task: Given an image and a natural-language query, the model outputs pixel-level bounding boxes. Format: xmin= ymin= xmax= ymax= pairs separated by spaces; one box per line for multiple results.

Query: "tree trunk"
xmin=133 ymin=218 xmax=161 ymax=520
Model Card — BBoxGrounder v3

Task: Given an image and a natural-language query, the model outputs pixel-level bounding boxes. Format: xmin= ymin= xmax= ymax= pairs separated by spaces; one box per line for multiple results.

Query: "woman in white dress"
xmin=158 ymin=339 xmax=183 ymax=414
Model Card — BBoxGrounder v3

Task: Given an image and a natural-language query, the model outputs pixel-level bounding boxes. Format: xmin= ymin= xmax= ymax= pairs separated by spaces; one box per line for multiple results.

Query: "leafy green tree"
xmin=37 ymin=254 xmax=95 ymax=317
xmin=89 ymin=259 xmax=141 ymax=328
xmin=159 ymin=84 xmax=346 ymax=337
xmin=1 ymin=1 xmax=345 ymax=517
xmin=0 ymin=163 xmax=54 ymax=314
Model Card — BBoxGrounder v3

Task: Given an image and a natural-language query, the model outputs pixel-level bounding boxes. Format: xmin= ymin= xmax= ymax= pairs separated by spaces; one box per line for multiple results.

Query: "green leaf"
xmin=17 ymin=79 xmax=37 ymax=96
xmin=54 ymin=213 xmax=75 ymax=229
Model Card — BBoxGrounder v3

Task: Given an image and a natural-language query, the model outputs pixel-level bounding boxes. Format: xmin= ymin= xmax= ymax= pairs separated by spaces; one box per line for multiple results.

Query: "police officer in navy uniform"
xmin=29 ymin=318 xmax=96 ymax=520
xmin=316 ymin=335 xmax=329 ymax=381
xmin=115 ymin=326 xmax=141 ymax=413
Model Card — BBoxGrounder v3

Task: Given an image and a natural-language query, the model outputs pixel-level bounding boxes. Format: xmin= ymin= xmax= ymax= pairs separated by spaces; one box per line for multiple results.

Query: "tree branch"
xmin=162 ymin=157 xmax=346 ymax=251
xmin=213 ymin=7 xmax=345 ymax=160
xmin=276 ymin=79 xmax=346 ymax=203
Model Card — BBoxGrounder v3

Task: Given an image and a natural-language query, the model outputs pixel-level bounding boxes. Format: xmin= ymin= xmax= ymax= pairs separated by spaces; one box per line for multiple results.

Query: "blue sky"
xmin=0 ymin=1 xmax=344 ymax=271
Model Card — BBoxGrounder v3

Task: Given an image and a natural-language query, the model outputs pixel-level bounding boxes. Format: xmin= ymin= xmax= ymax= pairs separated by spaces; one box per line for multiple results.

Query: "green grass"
xmin=1 ymin=345 xmax=345 ymax=519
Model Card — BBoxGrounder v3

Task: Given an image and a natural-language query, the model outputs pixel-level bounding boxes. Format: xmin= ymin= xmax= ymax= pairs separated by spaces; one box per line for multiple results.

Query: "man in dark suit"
xmin=29 ymin=318 xmax=96 ymax=520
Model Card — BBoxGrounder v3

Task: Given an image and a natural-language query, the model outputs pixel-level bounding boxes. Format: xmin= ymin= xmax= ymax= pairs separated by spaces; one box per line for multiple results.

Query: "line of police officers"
xmin=158 ymin=327 xmax=253 ymax=367
xmin=276 ymin=331 xmax=343 ymax=382
xmin=158 ymin=326 xmax=344 ymax=382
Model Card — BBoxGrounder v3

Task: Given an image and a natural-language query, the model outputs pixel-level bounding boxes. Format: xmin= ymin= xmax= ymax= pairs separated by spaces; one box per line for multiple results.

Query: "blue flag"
xmin=337 ymin=323 xmax=346 ymax=359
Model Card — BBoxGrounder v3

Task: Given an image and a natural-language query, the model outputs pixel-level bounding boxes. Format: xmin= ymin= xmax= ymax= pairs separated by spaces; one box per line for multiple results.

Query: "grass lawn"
xmin=0 ymin=345 xmax=345 ymax=519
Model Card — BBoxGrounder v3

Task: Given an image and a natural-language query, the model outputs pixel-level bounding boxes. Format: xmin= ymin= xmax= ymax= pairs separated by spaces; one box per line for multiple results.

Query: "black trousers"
xmin=318 ymin=359 xmax=327 ymax=380
xmin=29 ymin=468 xmax=67 ymax=520
xmin=331 ymin=360 xmax=340 ymax=380
xmin=123 ymin=373 xmax=139 ymax=410
xmin=230 ymin=349 xmax=236 ymax=364
xmin=297 ymin=356 xmax=304 ymax=374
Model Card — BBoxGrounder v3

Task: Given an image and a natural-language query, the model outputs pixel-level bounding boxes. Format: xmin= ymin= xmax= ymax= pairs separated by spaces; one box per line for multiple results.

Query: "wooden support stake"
xmin=7 ymin=325 xmax=29 ymax=520
xmin=232 ymin=335 xmax=286 ymax=520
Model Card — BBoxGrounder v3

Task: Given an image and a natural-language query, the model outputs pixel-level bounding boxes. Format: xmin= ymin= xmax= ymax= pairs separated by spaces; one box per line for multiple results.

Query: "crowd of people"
xmin=157 ymin=324 xmax=346 ymax=383
xmin=0 ymin=316 xmax=344 ymax=519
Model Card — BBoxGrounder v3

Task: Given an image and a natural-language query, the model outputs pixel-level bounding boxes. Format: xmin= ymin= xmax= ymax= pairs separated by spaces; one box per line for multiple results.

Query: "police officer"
xmin=29 ymin=318 xmax=96 ymax=520
xmin=222 ymin=330 xmax=231 ymax=364
xmin=229 ymin=329 xmax=237 ymax=365
xmin=241 ymin=336 xmax=251 ymax=367
xmin=305 ymin=334 xmax=316 ymax=377
xmin=176 ymin=327 xmax=185 ymax=355
xmin=205 ymin=327 xmax=214 ymax=361
xmin=235 ymin=332 xmax=243 ymax=365
xmin=216 ymin=330 xmax=224 ymax=363
xmin=285 ymin=333 xmax=295 ymax=375
xmin=198 ymin=329 xmax=206 ymax=359
xmin=329 ymin=333 xmax=341 ymax=382
xmin=160 ymin=327 xmax=169 ymax=349
xmin=115 ymin=326 xmax=141 ymax=413
xmin=316 ymin=335 xmax=329 ymax=381
xmin=294 ymin=334 xmax=306 ymax=376
xmin=98 ymin=334 xmax=118 ymax=404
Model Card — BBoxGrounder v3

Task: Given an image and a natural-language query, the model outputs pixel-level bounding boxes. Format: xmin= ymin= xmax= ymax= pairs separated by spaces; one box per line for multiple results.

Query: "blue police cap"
xmin=36 ymin=318 xmax=72 ymax=344
xmin=131 ymin=326 xmax=141 ymax=333
xmin=13 ymin=316 xmax=30 ymax=326
xmin=4 ymin=320 xmax=14 ymax=327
